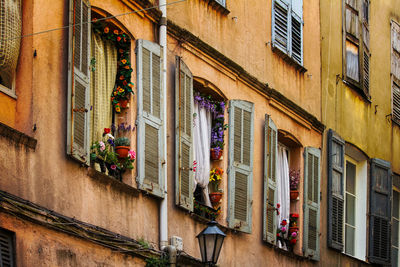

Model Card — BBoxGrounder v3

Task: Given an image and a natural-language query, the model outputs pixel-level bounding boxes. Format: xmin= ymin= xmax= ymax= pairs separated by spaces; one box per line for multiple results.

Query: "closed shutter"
xmin=228 ymin=100 xmax=254 ymax=233
xmin=303 ymin=147 xmax=321 ymax=261
xmin=291 ymin=0 xmax=303 ymax=65
xmin=263 ymin=114 xmax=278 ymax=244
xmin=272 ymin=0 xmax=289 ymax=53
xmin=67 ymin=0 xmax=91 ymax=164
xmin=0 ymin=229 xmax=15 ymax=267
xmin=136 ymin=39 xmax=165 ymax=198
xmin=392 ymin=21 xmax=400 ymax=123
xmin=369 ymin=158 xmax=392 ymax=264
xmin=327 ymin=129 xmax=345 ymax=251
xmin=175 ymin=56 xmax=194 ymax=211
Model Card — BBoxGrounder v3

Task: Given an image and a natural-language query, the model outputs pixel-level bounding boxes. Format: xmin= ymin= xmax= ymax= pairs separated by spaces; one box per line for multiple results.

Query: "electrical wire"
xmin=1 ymin=0 xmax=187 ymax=41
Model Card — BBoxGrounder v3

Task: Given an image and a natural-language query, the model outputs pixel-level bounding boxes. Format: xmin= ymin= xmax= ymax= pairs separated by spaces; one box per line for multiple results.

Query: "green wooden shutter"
xmin=228 ymin=100 xmax=254 ymax=233
xmin=303 ymin=147 xmax=321 ymax=261
xmin=369 ymin=158 xmax=392 ymax=265
xmin=0 ymin=229 xmax=15 ymax=267
xmin=327 ymin=129 xmax=345 ymax=251
xmin=263 ymin=114 xmax=278 ymax=244
xmin=136 ymin=39 xmax=165 ymax=198
xmin=67 ymin=0 xmax=91 ymax=164
xmin=272 ymin=0 xmax=290 ymax=53
xmin=175 ymin=56 xmax=194 ymax=211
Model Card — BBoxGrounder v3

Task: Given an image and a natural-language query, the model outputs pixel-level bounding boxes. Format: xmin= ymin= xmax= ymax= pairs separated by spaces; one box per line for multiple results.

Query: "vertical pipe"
xmin=159 ymin=0 xmax=168 ymax=250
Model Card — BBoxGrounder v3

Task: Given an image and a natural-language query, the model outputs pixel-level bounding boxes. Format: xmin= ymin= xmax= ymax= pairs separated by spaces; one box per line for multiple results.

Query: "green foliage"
xmin=115 ymin=137 xmax=130 ymax=147
xmin=138 ymin=238 xmax=150 ymax=249
xmin=145 ymin=257 xmax=169 ymax=267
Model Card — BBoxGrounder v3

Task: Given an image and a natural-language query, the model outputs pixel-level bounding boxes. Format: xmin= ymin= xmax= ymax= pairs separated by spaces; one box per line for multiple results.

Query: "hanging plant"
xmin=92 ymin=19 xmax=134 ymax=113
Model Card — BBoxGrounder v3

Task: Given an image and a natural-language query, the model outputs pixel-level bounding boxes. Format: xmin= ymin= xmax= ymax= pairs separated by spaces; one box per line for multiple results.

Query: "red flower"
xmin=104 ymin=128 xmax=111 ymax=134
xmin=119 ymin=75 xmax=125 ymax=80
xmin=113 ymin=30 xmax=119 ymax=34
xmin=290 ymin=213 xmax=299 ymax=218
xmin=290 ymin=239 xmax=297 ymax=245
xmin=281 ymin=220 xmax=287 ymax=226
xmin=119 ymin=49 xmax=124 ymax=54
xmin=276 ymin=203 xmax=280 ymax=208
xmin=117 ymin=36 xmax=121 ymax=42
xmin=123 ymin=80 xmax=128 ymax=86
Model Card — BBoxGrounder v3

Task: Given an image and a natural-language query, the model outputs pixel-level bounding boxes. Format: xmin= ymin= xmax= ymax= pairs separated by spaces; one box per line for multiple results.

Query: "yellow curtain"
xmin=0 ymin=0 xmax=22 ymax=88
xmin=90 ymin=32 xmax=118 ymax=142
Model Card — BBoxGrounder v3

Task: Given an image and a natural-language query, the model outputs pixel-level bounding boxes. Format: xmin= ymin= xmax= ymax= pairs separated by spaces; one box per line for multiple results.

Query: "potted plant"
xmin=115 ymin=137 xmax=130 ymax=158
xmin=289 ymin=169 xmax=300 ymax=200
xmin=210 ymin=102 xmax=228 ymax=160
xmin=209 ymin=167 xmax=224 ymax=205
xmin=289 ymin=213 xmax=299 ymax=234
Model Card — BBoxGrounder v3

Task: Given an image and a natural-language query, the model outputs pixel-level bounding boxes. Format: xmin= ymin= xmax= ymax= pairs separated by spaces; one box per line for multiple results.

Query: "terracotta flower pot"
xmin=210 ymin=148 xmax=223 ymax=160
xmin=115 ymin=146 xmax=130 ymax=158
xmin=209 ymin=192 xmax=223 ymax=204
xmin=289 ymin=226 xmax=299 ymax=235
xmin=290 ymin=190 xmax=299 ymax=200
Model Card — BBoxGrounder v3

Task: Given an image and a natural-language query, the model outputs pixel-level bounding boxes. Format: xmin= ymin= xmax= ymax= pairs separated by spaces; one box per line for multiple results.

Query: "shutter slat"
xmin=81 ymin=0 xmax=89 ymax=76
xmin=234 ymin=107 xmax=242 ymax=163
xmin=234 ymin=172 xmax=248 ymax=222
xmin=393 ymin=82 xmax=400 ymax=121
xmin=145 ymin=124 xmax=159 ymax=184
xmin=242 ymin=110 xmax=251 ymax=166
xmin=291 ymin=13 xmax=302 ymax=64
xmin=73 ymin=0 xmax=81 ymax=70
xmin=142 ymin=48 xmax=151 ymax=114
xmin=363 ymin=51 xmax=369 ymax=94
xmin=152 ymin=53 xmax=161 ymax=118
xmin=0 ymin=230 xmax=14 ymax=267
xmin=272 ymin=0 xmax=289 ymax=52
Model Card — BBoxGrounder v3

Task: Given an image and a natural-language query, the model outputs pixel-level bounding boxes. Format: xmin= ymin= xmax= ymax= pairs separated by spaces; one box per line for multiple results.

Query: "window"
xmin=175 ymin=57 xmax=254 ymax=233
xmin=342 ymin=0 xmax=370 ymax=97
xmin=0 ymin=0 xmax=21 ymax=97
xmin=392 ymin=174 xmax=400 ymax=267
xmin=271 ymin=0 xmax=303 ymax=65
xmin=391 ymin=20 xmax=400 ymax=124
xmin=0 ymin=228 xmax=15 ymax=267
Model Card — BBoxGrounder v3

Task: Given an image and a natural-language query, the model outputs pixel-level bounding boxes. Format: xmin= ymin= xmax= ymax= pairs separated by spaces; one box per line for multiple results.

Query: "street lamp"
xmin=196 ymin=221 xmax=226 ymax=266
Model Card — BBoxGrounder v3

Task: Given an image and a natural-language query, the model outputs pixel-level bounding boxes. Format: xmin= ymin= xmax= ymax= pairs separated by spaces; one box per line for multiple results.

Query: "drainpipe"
xmin=159 ymin=0 xmax=168 ymax=251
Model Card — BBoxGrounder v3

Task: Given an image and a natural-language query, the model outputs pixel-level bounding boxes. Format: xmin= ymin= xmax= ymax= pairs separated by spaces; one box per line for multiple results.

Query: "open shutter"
xmin=67 ymin=0 xmax=91 ymax=164
xmin=228 ymin=100 xmax=254 ymax=233
xmin=272 ymin=0 xmax=290 ymax=53
xmin=136 ymin=39 xmax=165 ymax=198
xmin=0 ymin=229 xmax=15 ymax=267
xmin=291 ymin=0 xmax=303 ymax=64
xmin=303 ymin=147 xmax=321 ymax=261
xmin=263 ymin=114 xmax=278 ymax=244
xmin=327 ymin=129 xmax=345 ymax=251
xmin=175 ymin=56 xmax=194 ymax=211
xmin=369 ymin=159 xmax=392 ymax=264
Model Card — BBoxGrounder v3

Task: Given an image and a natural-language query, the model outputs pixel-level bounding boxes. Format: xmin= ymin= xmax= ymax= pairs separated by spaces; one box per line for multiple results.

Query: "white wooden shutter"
xmin=291 ymin=0 xmax=303 ymax=65
xmin=67 ymin=0 xmax=91 ymax=164
xmin=228 ymin=100 xmax=254 ymax=233
xmin=303 ymin=147 xmax=321 ymax=261
xmin=263 ymin=114 xmax=278 ymax=244
xmin=136 ymin=39 xmax=165 ymax=198
xmin=272 ymin=0 xmax=290 ymax=54
xmin=175 ymin=56 xmax=194 ymax=211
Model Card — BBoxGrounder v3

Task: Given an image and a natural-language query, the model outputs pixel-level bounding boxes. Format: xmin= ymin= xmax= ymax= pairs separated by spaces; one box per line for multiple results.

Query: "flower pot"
xmin=290 ymin=190 xmax=299 ymax=200
xmin=288 ymin=226 xmax=299 ymax=235
xmin=209 ymin=192 xmax=223 ymax=204
xmin=115 ymin=146 xmax=130 ymax=158
xmin=119 ymin=99 xmax=129 ymax=109
xmin=210 ymin=148 xmax=223 ymax=160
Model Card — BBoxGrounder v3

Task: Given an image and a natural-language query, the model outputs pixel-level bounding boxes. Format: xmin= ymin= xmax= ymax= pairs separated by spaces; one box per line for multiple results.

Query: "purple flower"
xmin=107 ymin=138 xmax=114 ymax=146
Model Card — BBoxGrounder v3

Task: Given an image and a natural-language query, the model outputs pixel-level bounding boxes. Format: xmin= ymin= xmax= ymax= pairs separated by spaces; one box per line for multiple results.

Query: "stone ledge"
xmin=0 ymin=122 xmax=37 ymax=149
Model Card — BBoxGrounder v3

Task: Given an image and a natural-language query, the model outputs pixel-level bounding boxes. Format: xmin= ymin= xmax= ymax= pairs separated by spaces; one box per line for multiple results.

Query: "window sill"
xmin=87 ymin=167 xmax=140 ymax=197
xmin=0 ymin=85 xmax=17 ymax=99
xmin=265 ymin=241 xmax=308 ymax=261
xmin=341 ymin=252 xmax=367 ymax=264
xmin=201 ymin=0 xmax=230 ymax=15
xmin=271 ymin=45 xmax=307 ymax=73
xmin=0 ymin=122 xmax=37 ymax=149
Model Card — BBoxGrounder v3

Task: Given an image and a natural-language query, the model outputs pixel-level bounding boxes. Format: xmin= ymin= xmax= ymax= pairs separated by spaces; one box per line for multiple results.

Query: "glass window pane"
xmin=394 ymin=191 xmax=399 ymax=219
xmin=346 ymin=40 xmax=360 ymax=82
xmin=332 ymin=170 xmax=343 ymax=196
xmin=346 ymin=194 xmax=355 ymax=226
xmin=392 ymin=247 xmax=399 ymax=267
xmin=345 ymin=225 xmax=355 ymax=256
xmin=393 ymin=219 xmax=399 ymax=247
xmin=332 ymin=141 xmax=343 ymax=167
xmin=346 ymin=161 xmax=356 ymax=194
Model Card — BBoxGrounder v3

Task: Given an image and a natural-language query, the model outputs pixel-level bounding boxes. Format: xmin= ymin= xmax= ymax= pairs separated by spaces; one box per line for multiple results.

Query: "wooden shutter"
xmin=393 ymin=83 xmax=400 ymax=123
xmin=272 ymin=0 xmax=289 ymax=53
xmin=291 ymin=0 xmax=303 ymax=65
xmin=175 ymin=56 xmax=194 ymax=211
xmin=369 ymin=159 xmax=392 ymax=264
xmin=303 ymin=147 xmax=321 ymax=261
xmin=228 ymin=100 xmax=254 ymax=233
xmin=263 ymin=114 xmax=278 ymax=244
xmin=0 ymin=229 xmax=15 ymax=267
xmin=327 ymin=129 xmax=345 ymax=251
xmin=67 ymin=0 xmax=91 ymax=164
xmin=392 ymin=21 xmax=400 ymax=123
xmin=136 ymin=39 xmax=165 ymax=198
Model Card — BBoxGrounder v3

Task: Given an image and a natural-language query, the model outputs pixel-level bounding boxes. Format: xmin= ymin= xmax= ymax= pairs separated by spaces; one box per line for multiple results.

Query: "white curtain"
xmin=277 ymin=145 xmax=290 ymax=248
xmin=193 ymin=102 xmax=212 ymax=207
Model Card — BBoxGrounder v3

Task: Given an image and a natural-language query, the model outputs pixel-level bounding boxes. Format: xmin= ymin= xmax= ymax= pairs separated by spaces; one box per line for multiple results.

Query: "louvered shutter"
xmin=393 ymin=83 xmax=400 ymax=123
xmin=272 ymin=0 xmax=290 ymax=54
xmin=175 ymin=56 xmax=193 ymax=211
xmin=369 ymin=159 xmax=392 ymax=265
xmin=362 ymin=50 xmax=369 ymax=95
xmin=327 ymin=129 xmax=345 ymax=251
xmin=263 ymin=114 xmax=278 ymax=244
xmin=303 ymin=147 xmax=321 ymax=261
xmin=0 ymin=229 xmax=15 ymax=267
xmin=392 ymin=21 xmax=400 ymax=123
xmin=228 ymin=100 xmax=254 ymax=233
xmin=136 ymin=39 xmax=165 ymax=198
xmin=67 ymin=0 xmax=91 ymax=164
xmin=291 ymin=0 xmax=303 ymax=65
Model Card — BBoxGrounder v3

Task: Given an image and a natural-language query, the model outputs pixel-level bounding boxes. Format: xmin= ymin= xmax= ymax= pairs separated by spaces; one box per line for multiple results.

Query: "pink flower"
xmin=128 ymin=150 xmax=136 ymax=160
xmin=99 ymin=141 xmax=105 ymax=151
xmin=111 ymin=165 xmax=117 ymax=170
xmin=281 ymin=227 xmax=286 ymax=233
xmin=291 ymin=232 xmax=297 ymax=237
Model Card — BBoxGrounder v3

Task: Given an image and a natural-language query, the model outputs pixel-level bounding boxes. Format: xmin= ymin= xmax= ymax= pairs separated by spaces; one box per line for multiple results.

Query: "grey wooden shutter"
xmin=272 ymin=0 xmax=290 ymax=53
xmin=67 ymin=0 xmax=91 ymax=164
xmin=291 ymin=0 xmax=303 ymax=64
xmin=327 ymin=129 xmax=345 ymax=251
xmin=392 ymin=21 xmax=400 ymax=123
xmin=369 ymin=158 xmax=392 ymax=265
xmin=136 ymin=39 xmax=165 ymax=198
xmin=0 ymin=229 xmax=15 ymax=267
xmin=263 ymin=114 xmax=278 ymax=244
xmin=228 ymin=100 xmax=254 ymax=233
xmin=175 ymin=56 xmax=193 ymax=211
xmin=303 ymin=147 xmax=321 ymax=261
